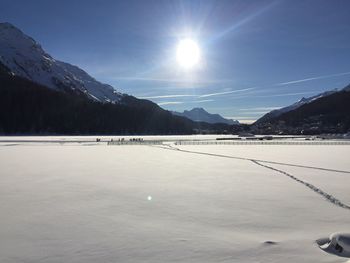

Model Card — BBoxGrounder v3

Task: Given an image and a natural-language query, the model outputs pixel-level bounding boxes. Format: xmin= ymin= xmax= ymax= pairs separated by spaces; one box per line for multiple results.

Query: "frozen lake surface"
xmin=0 ymin=136 xmax=349 ymax=262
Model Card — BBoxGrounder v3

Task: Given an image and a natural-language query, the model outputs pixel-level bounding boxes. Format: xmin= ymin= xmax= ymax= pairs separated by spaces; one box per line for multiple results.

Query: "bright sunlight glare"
xmin=176 ymin=39 xmax=201 ymax=69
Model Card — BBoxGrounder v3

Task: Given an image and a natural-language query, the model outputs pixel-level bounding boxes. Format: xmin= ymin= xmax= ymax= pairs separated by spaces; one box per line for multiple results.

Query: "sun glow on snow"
xmin=176 ymin=39 xmax=201 ymax=69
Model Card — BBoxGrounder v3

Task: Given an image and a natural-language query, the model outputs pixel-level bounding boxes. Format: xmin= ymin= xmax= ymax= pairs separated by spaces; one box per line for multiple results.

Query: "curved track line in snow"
xmin=154 ymin=144 xmax=350 ymax=211
xmin=251 ymin=160 xmax=350 ymax=211
xmin=157 ymin=144 xmax=350 ymax=174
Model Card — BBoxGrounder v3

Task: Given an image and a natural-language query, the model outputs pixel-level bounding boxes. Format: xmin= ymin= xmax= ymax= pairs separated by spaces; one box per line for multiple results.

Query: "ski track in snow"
xmin=155 ymin=144 xmax=350 ymax=211
xmin=251 ymin=160 xmax=350 ymax=211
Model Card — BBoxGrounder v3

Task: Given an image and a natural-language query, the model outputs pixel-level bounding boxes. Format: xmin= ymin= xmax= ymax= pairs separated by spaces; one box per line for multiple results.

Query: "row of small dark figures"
xmin=96 ymin=138 xmax=144 ymax=142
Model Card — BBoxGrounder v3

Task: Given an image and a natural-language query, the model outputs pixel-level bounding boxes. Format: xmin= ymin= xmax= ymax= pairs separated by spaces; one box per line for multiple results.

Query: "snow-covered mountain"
xmin=0 ymin=22 xmax=123 ymax=103
xmin=172 ymin=107 xmax=239 ymax=125
xmin=255 ymin=89 xmax=339 ymax=124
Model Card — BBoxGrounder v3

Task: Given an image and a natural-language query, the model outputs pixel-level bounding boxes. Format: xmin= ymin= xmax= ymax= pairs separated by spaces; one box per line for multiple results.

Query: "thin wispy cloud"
xmin=198 ymin=88 xmax=255 ymax=98
xmin=113 ymin=70 xmax=350 ymax=87
xmin=136 ymin=70 xmax=349 ymax=108
xmin=255 ymin=91 xmax=317 ymax=98
xmin=139 ymin=94 xmax=197 ymax=99
xmin=192 ymin=99 xmax=214 ymax=103
xmin=112 ymin=76 xmax=233 ymax=85
xmin=145 ymin=90 xmax=316 ymax=104
xmin=157 ymin=101 xmax=184 ymax=106
xmin=157 ymin=99 xmax=214 ymax=106
xmin=228 ymin=91 xmax=318 ymax=100
xmin=138 ymin=88 xmax=254 ymax=101
xmin=276 ymin=71 xmax=350 ymax=86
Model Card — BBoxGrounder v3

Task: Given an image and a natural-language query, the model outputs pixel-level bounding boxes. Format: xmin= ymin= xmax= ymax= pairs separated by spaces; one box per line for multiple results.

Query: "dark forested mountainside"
xmin=0 ymin=67 xmax=236 ymax=135
xmin=252 ymin=88 xmax=350 ymax=135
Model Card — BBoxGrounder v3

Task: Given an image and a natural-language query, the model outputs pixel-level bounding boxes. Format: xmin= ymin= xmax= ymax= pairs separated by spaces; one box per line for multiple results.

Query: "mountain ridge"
xmin=253 ymin=85 xmax=350 ymax=134
xmin=0 ymin=69 xmax=238 ymax=134
xmin=172 ymin=107 xmax=239 ymax=125
xmin=255 ymin=89 xmax=339 ymax=124
xmin=0 ymin=22 xmax=123 ymax=103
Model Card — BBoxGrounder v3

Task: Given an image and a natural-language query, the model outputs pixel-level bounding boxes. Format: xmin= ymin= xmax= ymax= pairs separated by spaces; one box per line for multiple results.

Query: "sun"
xmin=176 ymin=39 xmax=201 ymax=69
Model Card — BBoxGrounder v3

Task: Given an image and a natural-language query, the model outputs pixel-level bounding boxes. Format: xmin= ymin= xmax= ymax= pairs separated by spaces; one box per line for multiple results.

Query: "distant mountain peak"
xmin=299 ymin=97 xmax=307 ymax=102
xmin=0 ymin=22 xmax=123 ymax=103
xmin=184 ymin=107 xmax=206 ymax=114
xmin=172 ymin=107 xmax=239 ymax=125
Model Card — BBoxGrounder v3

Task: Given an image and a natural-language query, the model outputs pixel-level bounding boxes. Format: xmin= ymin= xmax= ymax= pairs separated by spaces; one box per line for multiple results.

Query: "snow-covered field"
xmin=0 ymin=137 xmax=349 ymax=263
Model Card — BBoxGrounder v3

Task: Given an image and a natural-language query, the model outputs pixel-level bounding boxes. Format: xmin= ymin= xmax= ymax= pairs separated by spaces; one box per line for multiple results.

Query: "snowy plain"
xmin=0 ymin=136 xmax=349 ymax=263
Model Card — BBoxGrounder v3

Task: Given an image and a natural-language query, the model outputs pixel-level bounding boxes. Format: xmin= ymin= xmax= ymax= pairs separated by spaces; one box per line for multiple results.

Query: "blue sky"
xmin=1 ymin=0 xmax=350 ymax=123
